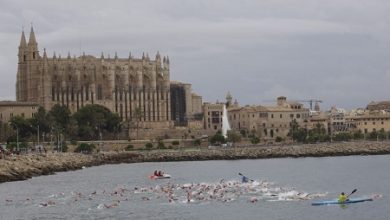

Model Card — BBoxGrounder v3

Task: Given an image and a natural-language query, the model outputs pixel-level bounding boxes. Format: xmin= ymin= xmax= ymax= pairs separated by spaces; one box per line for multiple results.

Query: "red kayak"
xmin=150 ymin=174 xmax=171 ymax=180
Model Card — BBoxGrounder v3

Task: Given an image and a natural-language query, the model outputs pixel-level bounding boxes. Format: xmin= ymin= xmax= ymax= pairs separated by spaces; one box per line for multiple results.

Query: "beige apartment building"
xmin=366 ymin=101 xmax=390 ymax=111
xmin=228 ymin=96 xmax=310 ymax=141
xmin=306 ymin=111 xmax=328 ymax=128
xmin=0 ymin=101 xmax=39 ymax=123
xmin=203 ymin=102 xmax=224 ymax=131
xmin=347 ymin=111 xmax=390 ymax=134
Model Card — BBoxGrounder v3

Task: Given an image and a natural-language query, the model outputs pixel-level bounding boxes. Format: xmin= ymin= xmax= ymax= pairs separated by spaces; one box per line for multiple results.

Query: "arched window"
xmin=52 ymin=86 xmax=56 ymax=101
xmin=85 ymin=85 xmax=89 ymax=100
xmin=97 ymin=84 xmax=103 ymax=100
xmin=71 ymin=87 xmax=74 ymax=101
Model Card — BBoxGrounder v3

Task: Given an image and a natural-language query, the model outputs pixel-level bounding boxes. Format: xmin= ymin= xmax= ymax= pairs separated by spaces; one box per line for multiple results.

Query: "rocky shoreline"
xmin=1 ymin=141 xmax=390 ymax=183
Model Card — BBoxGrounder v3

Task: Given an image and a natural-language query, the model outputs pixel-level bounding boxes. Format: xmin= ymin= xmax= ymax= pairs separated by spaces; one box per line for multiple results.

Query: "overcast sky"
xmin=1 ymin=0 xmax=390 ymax=110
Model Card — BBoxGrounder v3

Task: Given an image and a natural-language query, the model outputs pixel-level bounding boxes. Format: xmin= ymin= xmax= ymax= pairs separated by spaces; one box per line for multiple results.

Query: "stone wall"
xmin=1 ymin=141 xmax=390 ymax=183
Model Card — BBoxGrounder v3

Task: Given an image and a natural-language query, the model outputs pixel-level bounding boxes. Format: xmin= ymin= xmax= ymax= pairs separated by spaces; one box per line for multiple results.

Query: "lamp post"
xmin=37 ymin=125 xmax=40 ymax=147
xmin=16 ymin=127 xmax=19 ymax=152
xmin=9 ymin=122 xmax=19 ymax=152
xmin=50 ymin=128 xmax=53 ymax=151
xmin=57 ymin=130 xmax=60 ymax=152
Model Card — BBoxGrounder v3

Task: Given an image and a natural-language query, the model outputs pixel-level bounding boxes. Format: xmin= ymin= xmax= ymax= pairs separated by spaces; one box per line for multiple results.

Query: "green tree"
xmin=368 ymin=130 xmax=378 ymax=141
xmin=75 ymin=143 xmax=95 ymax=154
xmin=125 ymin=144 xmax=134 ymax=151
xmin=332 ymin=132 xmax=352 ymax=142
xmin=307 ymin=123 xmax=329 ymax=143
xmin=209 ymin=130 xmax=226 ymax=145
xmin=352 ymin=130 xmax=364 ymax=140
xmin=378 ymin=128 xmax=387 ymax=140
xmin=157 ymin=141 xmax=166 ymax=149
xmin=250 ymin=136 xmax=260 ymax=144
xmin=275 ymin=136 xmax=284 ymax=142
xmin=288 ymin=119 xmax=307 ymax=143
xmin=30 ymin=107 xmax=51 ymax=134
xmin=227 ymin=130 xmax=241 ymax=144
xmin=9 ymin=116 xmax=32 ymax=141
xmin=145 ymin=142 xmax=153 ymax=150
xmin=193 ymin=139 xmax=201 ymax=146
xmin=240 ymin=129 xmax=247 ymax=138
xmin=73 ymin=104 xmax=121 ymax=140
xmin=67 ymin=118 xmax=79 ymax=140
xmin=48 ymin=104 xmax=71 ymax=130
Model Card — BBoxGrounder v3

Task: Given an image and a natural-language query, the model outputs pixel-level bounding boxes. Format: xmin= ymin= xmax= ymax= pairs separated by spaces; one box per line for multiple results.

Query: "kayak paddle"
xmin=347 ymin=189 xmax=357 ymax=198
xmin=238 ymin=173 xmax=254 ymax=182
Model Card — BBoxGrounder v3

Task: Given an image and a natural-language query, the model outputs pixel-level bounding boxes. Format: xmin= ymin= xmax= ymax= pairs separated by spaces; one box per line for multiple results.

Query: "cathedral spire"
xmin=43 ymin=48 xmax=48 ymax=68
xmin=43 ymin=48 xmax=47 ymax=59
xmin=101 ymin=52 xmax=104 ymax=59
xmin=28 ymin=25 xmax=37 ymax=46
xmin=156 ymin=51 xmax=161 ymax=66
xmin=18 ymin=29 xmax=27 ymax=62
xmin=67 ymin=51 xmax=71 ymax=59
xmin=114 ymin=51 xmax=118 ymax=59
xmin=19 ymin=29 xmax=27 ymax=48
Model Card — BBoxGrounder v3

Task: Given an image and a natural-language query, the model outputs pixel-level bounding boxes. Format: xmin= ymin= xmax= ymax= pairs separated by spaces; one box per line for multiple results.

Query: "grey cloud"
xmin=1 ymin=0 xmax=390 ymax=110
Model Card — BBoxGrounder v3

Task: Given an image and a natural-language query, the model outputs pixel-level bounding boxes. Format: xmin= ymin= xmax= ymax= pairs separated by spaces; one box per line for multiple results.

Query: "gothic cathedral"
xmin=16 ymin=27 xmax=173 ymax=129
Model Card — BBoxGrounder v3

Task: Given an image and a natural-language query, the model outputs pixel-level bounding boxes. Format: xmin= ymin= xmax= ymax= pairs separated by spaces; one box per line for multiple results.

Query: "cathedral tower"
xmin=17 ymin=26 xmax=41 ymax=102
xmin=16 ymin=29 xmax=27 ymax=101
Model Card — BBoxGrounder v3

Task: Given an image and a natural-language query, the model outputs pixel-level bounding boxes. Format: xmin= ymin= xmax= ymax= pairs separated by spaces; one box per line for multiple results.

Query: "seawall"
xmin=1 ymin=141 xmax=390 ymax=183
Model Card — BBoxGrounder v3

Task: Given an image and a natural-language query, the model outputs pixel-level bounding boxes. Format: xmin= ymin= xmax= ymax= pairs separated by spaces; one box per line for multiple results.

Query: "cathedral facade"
xmin=16 ymin=27 xmax=173 ymax=129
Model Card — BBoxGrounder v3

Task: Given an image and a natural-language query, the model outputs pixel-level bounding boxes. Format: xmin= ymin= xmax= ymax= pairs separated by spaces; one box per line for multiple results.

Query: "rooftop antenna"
xmin=78 ymin=31 xmax=82 ymax=56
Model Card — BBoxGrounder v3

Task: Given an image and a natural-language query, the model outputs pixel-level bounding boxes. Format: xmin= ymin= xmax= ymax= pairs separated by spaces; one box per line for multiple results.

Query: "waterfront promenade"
xmin=1 ymin=141 xmax=390 ymax=183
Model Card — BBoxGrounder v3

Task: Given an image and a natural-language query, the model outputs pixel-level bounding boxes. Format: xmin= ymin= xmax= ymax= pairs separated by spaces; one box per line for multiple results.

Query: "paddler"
xmin=338 ymin=192 xmax=348 ymax=203
xmin=241 ymin=175 xmax=249 ymax=183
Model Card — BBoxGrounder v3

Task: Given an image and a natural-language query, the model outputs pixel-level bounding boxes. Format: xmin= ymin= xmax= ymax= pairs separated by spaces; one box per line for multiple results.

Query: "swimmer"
xmin=249 ymin=197 xmax=258 ymax=203
xmin=187 ymin=191 xmax=192 ymax=203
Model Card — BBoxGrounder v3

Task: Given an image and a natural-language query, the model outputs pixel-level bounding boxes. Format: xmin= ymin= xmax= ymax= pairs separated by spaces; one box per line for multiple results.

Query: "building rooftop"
xmin=0 ymin=101 xmax=39 ymax=106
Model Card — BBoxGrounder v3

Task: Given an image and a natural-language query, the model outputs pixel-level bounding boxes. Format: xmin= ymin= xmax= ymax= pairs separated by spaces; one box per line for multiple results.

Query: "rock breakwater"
xmin=1 ymin=141 xmax=390 ymax=183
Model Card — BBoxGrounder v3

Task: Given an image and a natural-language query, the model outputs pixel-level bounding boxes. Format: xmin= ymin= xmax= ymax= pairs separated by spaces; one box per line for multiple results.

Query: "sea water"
xmin=0 ymin=155 xmax=389 ymax=220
